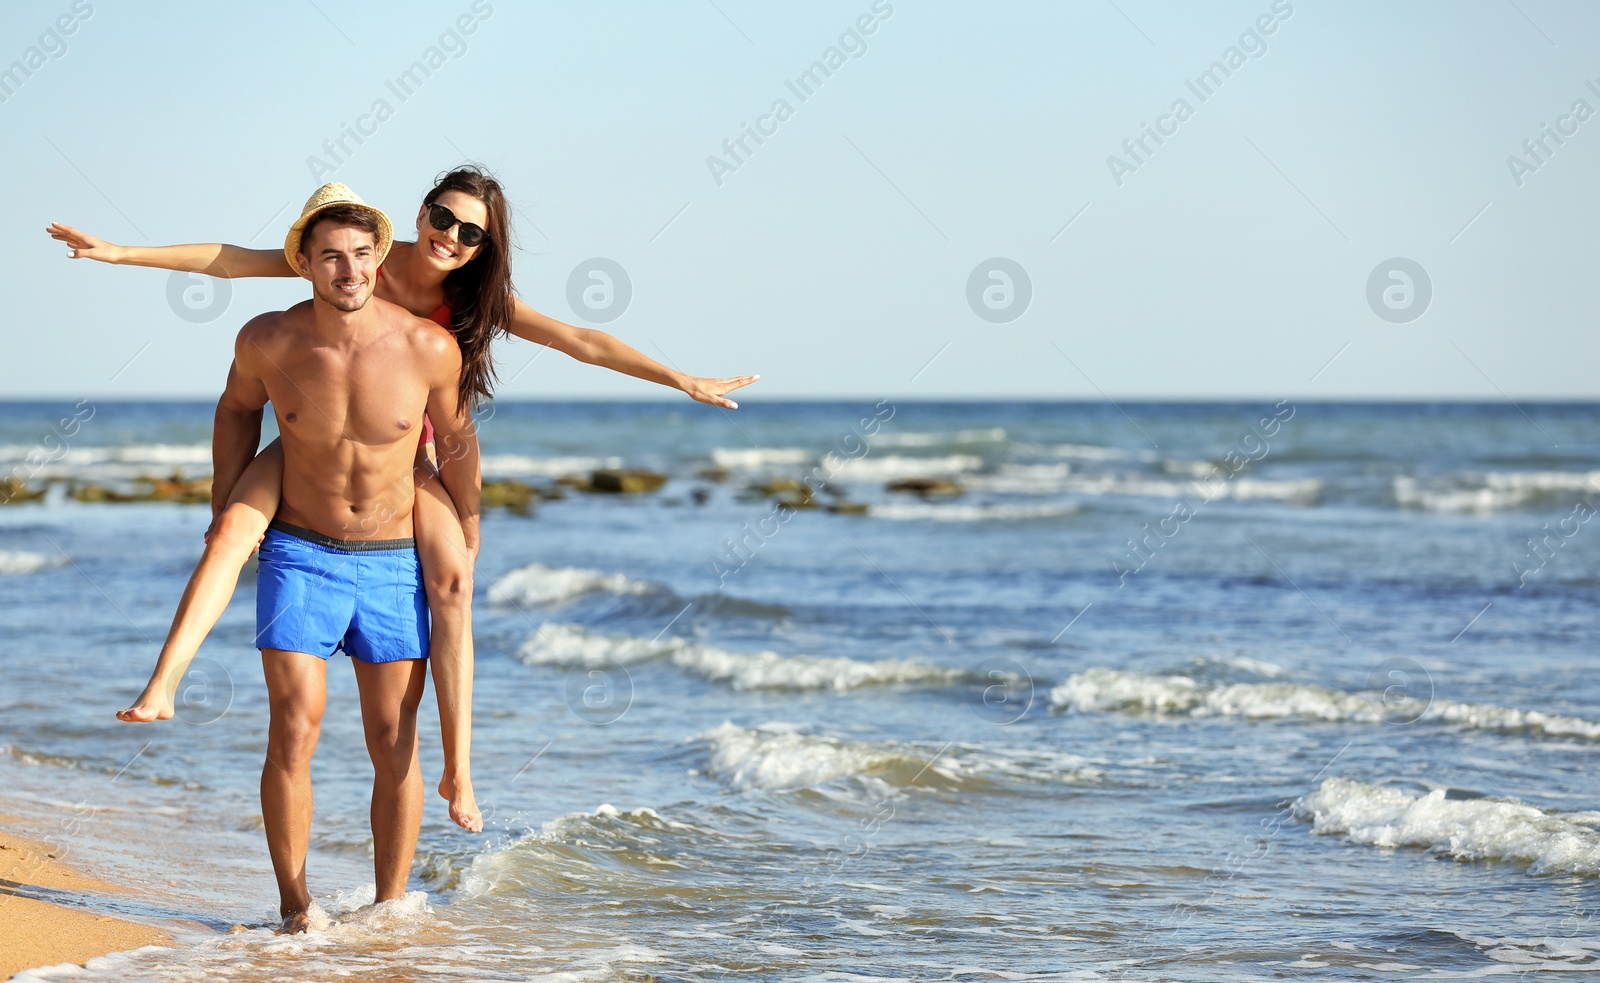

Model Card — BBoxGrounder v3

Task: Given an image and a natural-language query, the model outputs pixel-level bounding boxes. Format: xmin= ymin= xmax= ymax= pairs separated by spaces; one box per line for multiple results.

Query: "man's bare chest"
xmin=266 ymin=348 xmax=428 ymax=448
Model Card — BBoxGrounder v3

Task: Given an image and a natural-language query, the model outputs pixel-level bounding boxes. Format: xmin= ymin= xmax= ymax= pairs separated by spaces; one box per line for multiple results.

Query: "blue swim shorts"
xmin=255 ymin=520 xmax=429 ymax=663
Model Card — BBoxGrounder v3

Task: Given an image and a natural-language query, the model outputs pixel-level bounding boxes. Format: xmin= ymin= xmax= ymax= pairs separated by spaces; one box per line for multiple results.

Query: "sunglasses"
xmin=426 ymin=203 xmax=490 ymax=248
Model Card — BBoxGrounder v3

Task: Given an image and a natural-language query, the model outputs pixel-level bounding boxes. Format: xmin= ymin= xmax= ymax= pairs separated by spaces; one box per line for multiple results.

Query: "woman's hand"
xmin=681 ymin=374 xmax=760 ymax=410
xmin=47 ymin=223 xmax=122 ymax=263
xmin=506 ymin=299 xmax=761 ymax=408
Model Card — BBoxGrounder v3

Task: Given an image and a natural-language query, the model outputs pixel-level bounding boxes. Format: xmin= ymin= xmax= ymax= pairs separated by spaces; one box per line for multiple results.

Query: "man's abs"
xmin=274 ymin=440 xmax=421 ymax=543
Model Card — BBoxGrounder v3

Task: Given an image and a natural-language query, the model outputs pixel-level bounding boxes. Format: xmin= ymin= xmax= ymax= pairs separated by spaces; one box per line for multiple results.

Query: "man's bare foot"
xmin=276 ymin=908 xmax=313 ymax=934
xmin=439 ymin=772 xmax=482 ymax=833
xmin=116 ymin=684 xmax=174 ymax=723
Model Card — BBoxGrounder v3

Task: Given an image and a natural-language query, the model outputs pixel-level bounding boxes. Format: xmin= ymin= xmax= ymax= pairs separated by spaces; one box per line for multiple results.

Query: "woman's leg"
xmin=118 ymin=441 xmax=283 ymax=722
xmin=413 ymin=462 xmax=481 ymax=833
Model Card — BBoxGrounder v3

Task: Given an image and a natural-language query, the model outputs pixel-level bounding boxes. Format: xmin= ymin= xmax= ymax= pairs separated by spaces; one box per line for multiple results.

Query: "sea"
xmin=0 ymin=399 xmax=1597 ymax=982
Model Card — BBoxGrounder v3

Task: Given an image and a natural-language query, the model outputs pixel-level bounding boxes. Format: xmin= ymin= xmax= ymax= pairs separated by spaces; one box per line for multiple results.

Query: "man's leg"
xmin=261 ymin=648 xmax=328 ymax=931
xmin=351 ymin=657 xmax=428 ymax=903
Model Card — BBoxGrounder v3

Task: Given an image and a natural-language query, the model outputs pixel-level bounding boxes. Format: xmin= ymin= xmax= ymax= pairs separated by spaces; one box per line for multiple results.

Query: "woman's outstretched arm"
xmin=46 ymin=224 xmax=295 ymax=278
xmin=506 ymin=297 xmax=759 ymax=409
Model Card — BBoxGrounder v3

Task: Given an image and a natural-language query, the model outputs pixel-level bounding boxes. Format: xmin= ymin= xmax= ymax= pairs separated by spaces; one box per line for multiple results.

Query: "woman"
xmin=49 ymin=167 xmax=758 ymax=834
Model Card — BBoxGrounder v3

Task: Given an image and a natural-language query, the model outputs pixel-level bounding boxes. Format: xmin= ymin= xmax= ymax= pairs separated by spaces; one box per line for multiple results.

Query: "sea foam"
xmin=479 ymin=453 xmax=622 ymax=477
xmin=695 ymin=722 xmax=1099 ymax=792
xmin=868 ymin=501 xmax=1082 ymax=522
xmin=0 ymin=442 xmax=212 ymax=466
xmin=1016 ymin=442 xmax=1159 ymax=462
xmin=486 ymin=563 xmax=654 ymax=608
xmin=824 ymin=454 xmax=986 ymax=482
xmin=871 ymin=427 xmax=1007 ymax=447
xmin=1049 ymin=667 xmax=1600 ymax=739
xmin=1294 ymin=778 xmax=1600 ymax=877
xmin=1394 ymin=470 xmax=1600 ymax=513
xmin=517 ymin=623 xmax=962 ymax=691
xmin=0 ymin=550 xmax=61 ymax=575
xmin=709 ymin=447 xmax=816 ymax=469
xmin=1055 ymin=474 xmax=1322 ymax=502
xmin=456 ymin=803 xmax=712 ymax=902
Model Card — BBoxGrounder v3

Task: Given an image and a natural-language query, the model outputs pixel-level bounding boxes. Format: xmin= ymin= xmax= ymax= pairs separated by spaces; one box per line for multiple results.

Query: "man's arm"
xmin=506 ymin=297 xmax=758 ymax=410
xmin=424 ymin=340 xmax=482 ymax=560
xmin=212 ymin=326 xmax=271 ymax=514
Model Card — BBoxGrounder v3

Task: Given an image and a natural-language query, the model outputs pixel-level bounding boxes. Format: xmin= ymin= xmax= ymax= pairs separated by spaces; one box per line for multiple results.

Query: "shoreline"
xmin=0 ymin=826 xmax=173 ymax=981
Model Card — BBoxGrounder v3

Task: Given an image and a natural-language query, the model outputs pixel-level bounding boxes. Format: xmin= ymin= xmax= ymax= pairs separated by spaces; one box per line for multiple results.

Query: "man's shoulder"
xmin=234 ymin=303 xmax=310 ymax=360
xmin=237 ymin=303 xmax=310 ymax=342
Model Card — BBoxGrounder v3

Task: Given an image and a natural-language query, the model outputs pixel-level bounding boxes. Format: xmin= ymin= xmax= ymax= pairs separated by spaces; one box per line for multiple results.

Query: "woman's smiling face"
xmin=416 ymin=189 xmax=489 ymax=270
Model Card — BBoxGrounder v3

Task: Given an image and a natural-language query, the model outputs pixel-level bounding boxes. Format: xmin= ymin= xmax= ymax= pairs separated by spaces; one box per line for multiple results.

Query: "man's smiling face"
xmin=298 ymin=223 xmax=379 ymax=313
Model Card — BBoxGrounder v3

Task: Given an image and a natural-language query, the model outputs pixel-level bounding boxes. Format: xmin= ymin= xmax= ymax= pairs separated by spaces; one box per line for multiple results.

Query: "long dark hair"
xmin=423 ymin=166 xmax=514 ymax=411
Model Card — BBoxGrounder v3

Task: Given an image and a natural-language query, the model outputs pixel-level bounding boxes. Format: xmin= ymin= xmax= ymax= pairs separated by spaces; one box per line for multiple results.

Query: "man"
xmin=212 ymin=186 xmax=478 ymax=932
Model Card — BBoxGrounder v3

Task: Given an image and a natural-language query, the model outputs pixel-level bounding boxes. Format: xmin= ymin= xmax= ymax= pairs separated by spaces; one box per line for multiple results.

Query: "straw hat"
xmin=283 ymin=182 xmax=394 ymax=277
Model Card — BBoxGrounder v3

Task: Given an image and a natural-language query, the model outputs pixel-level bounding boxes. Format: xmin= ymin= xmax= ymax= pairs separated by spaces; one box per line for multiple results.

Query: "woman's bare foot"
xmin=276 ymin=908 xmax=313 ymax=935
xmin=439 ymin=772 xmax=482 ymax=833
xmin=116 ymin=683 xmax=175 ymax=722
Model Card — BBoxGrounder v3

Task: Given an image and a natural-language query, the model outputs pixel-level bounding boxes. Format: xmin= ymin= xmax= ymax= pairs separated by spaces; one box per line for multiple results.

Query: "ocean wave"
xmin=479 ymin=454 xmax=622 ymax=477
xmin=551 ymin=801 xmax=698 ymax=832
xmin=0 ymin=442 xmax=216 ymax=482
xmin=823 ymin=454 xmax=986 ymax=482
xmin=1049 ymin=668 xmax=1600 ymax=739
xmin=267 ymin=885 xmax=434 ymax=936
xmin=694 ymin=722 xmax=1100 ymax=792
xmin=710 ymin=447 xmax=815 ymax=469
xmin=0 ymin=442 xmax=212 ymax=466
xmin=1428 ymin=701 xmax=1600 ymax=740
xmin=457 ymin=803 xmax=722 ymax=902
xmin=487 ymin=567 xmax=787 ymax=621
xmin=868 ymin=501 xmax=1083 ymax=522
xmin=0 ymin=550 xmax=61 ymax=575
xmin=1016 ymin=442 xmax=1160 ymax=463
xmin=1210 ymin=654 xmax=1289 ymax=678
xmin=1161 ymin=459 xmax=1221 ymax=477
xmin=961 ymin=463 xmax=1072 ymax=494
xmin=1294 ymin=778 xmax=1600 ymax=877
xmin=1055 ymin=474 xmax=1322 ymax=502
xmin=1394 ymin=471 xmax=1600 ymax=513
xmin=962 ymin=466 xmax=1319 ymax=502
xmin=517 ymin=623 xmax=964 ymax=691
xmin=486 ymin=563 xmax=656 ymax=607
xmin=872 ymin=428 xmax=1008 ymax=447
xmin=1051 ymin=669 xmax=1209 ymax=715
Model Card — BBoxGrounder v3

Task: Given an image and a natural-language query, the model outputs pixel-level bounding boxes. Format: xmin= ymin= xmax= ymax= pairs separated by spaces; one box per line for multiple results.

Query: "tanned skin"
xmin=214 ymin=221 xmax=477 ymax=932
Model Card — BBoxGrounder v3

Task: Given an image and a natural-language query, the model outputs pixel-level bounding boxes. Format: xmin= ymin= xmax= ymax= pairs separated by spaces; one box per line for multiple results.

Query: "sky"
xmin=3 ymin=0 xmax=1598 ymax=400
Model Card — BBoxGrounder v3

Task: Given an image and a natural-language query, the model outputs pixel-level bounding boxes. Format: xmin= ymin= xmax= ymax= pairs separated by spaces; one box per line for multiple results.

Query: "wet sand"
xmin=0 ymin=826 xmax=171 ymax=981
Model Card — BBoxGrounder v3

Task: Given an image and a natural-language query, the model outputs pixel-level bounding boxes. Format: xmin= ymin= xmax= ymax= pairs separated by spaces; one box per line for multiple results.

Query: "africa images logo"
xmin=1106 ymin=0 xmax=1292 ymax=187
xmin=0 ymin=1 xmax=93 ymax=106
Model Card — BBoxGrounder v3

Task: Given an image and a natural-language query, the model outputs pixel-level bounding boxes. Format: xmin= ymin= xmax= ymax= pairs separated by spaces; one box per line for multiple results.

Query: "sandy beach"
xmin=0 ymin=826 xmax=171 ymax=981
